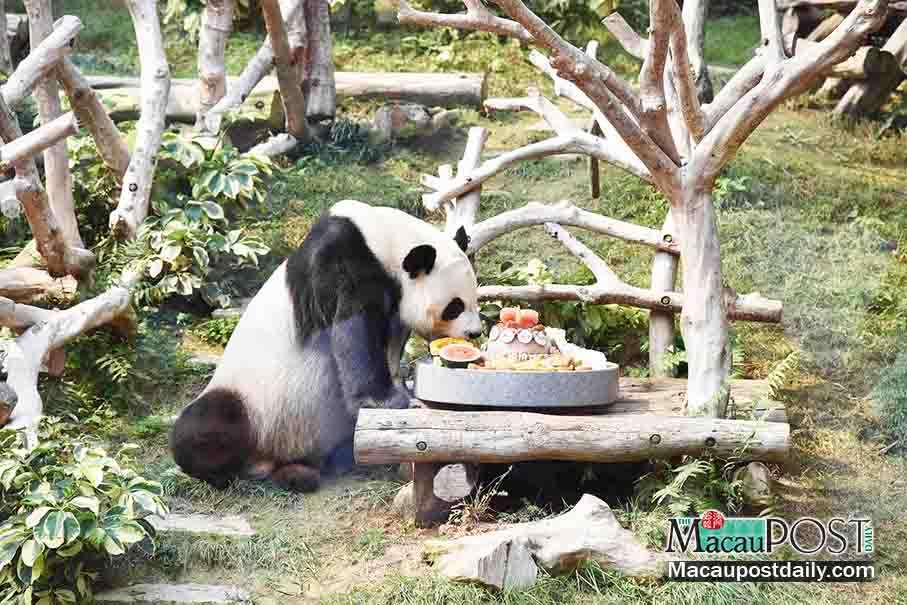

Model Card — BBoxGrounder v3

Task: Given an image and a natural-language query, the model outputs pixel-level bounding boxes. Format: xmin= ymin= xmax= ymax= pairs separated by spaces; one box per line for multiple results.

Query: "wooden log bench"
xmin=353 ymin=377 xmax=790 ymax=527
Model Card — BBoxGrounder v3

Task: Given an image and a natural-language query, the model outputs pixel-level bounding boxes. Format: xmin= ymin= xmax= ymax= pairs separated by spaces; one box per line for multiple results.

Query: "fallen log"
xmin=86 ymin=72 xmax=488 ymax=122
xmin=797 ymin=40 xmax=900 ymax=79
xmin=354 ymin=408 xmax=790 ymax=466
xmin=0 ymin=267 xmax=76 ymax=303
xmin=835 ymin=16 xmax=907 ymax=117
xmin=777 ymin=0 xmax=907 ymax=11
xmin=424 ymin=494 xmax=666 ymax=589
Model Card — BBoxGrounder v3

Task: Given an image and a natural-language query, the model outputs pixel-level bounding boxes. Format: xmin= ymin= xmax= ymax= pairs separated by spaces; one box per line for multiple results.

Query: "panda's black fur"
xmin=170 ymin=203 xmax=480 ymax=493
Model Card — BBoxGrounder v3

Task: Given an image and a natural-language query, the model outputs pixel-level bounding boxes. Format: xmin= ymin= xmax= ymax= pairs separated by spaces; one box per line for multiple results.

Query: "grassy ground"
xmin=11 ymin=3 xmax=907 ymax=604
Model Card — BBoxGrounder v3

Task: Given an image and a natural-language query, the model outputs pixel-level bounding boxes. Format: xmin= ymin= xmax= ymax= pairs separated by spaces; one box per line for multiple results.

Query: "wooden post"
xmin=196 ymin=0 xmax=234 ymax=131
xmin=261 ymin=0 xmax=307 ymax=140
xmin=834 ymin=17 xmax=907 ymax=117
xmin=413 ymin=462 xmax=453 ymax=528
xmin=648 ymin=212 xmax=678 ymax=377
xmin=303 ymin=0 xmax=336 ymax=123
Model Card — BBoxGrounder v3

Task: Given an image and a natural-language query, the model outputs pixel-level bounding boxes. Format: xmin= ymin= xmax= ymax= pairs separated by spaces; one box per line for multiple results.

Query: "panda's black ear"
xmin=453 ymin=226 xmax=470 ymax=253
xmin=403 ymin=244 xmax=437 ymax=279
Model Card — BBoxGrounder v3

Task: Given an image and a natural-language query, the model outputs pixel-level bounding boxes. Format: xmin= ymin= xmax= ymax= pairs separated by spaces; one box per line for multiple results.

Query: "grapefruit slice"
xmin=438 ymin=343 xmax=483 ymax=368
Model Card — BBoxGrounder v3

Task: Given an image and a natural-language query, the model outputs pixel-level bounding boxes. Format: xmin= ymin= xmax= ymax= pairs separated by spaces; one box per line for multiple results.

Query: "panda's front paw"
xmin=385 ymin=387 xmax=411 ymax=410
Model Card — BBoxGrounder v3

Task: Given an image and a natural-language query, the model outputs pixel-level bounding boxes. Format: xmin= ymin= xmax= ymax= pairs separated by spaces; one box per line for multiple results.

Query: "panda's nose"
xmin=466 ymin=330 xmax=482 ymax=340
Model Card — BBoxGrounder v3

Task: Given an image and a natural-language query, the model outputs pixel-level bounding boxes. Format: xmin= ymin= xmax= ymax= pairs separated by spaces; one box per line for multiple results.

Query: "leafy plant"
xmin=764 ymin=350 xmax=800 ymax=397
xmin=193 ymin=316 xmax=240 ymax=348
xmin=637 ymin=455 xmax=743 ymax=517
xmin=0 ymin=418 xmax=168 ymax=603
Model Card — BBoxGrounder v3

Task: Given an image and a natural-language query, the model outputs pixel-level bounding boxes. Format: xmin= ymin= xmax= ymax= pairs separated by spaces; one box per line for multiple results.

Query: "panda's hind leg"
xmin=170 ymin=388 xmax=255 ymax=489
xmin=321 ymin=436 xmax=355 ymax=479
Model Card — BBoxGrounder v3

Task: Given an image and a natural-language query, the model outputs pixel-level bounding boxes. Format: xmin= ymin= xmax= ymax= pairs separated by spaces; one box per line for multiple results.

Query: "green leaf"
xmin=103 ymin=533 xmax=124 ymax=556
xmin=20 ymin=540 xmax=42 ymax=567
xmin=79 ymin=463 xmax=104 ymax=487
xmin=160 ymin=243 xmax=182 ymax=263
xmin=0 ymin=541 xmax=21 ymax=570
xmin=199 ymin=200 xmax=224 ymax=220
xmin=62 ymin=513 xmax=81 ymax=545
xmin=37 ymin=511 xmax=66 ymax=549
xmin=57 ymin=541 xmax=82 ymax=558
xmin=112 ymin=523 xmax=146 ymax=545
xmin=25 ymin=508 xmax=49 ymax=529
xmin=55 ymin=589 xmax=77 ymax=603
xmin=147 ymin=258 xmax=164 ymax=279
xmin=192 ymin=246 xmax=210 ymax=269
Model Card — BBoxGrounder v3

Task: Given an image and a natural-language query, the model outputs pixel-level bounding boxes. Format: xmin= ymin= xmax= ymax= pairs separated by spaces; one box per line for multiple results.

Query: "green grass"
xmin=704 ymin=15 xmax=761 ymax=67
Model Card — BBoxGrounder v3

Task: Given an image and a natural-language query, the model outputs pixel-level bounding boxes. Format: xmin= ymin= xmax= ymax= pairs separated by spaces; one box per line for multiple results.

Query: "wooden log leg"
xmin=414 ymin=462 xmax=452 ymax=527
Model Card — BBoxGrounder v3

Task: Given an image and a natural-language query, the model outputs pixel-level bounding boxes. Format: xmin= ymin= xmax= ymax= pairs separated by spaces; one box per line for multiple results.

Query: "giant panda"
xmin=169 ymin=200 xmax=482 ymax=492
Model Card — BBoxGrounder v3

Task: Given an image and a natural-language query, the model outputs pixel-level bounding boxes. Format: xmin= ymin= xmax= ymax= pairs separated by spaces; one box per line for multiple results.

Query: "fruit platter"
xmin=413 ymin=307 xmax=620 ymax=408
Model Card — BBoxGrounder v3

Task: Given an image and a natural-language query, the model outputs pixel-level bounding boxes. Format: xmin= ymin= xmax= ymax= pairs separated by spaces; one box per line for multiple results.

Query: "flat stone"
xmin=149 ymin=514 xmax=256 ymax=538
xmin=96 ymin=583 xmax=250 ymax=604
xmin=435 ymin=464 xmax=477 ymax=502
xmin=187 ymin=354 xmax=221 ymax=367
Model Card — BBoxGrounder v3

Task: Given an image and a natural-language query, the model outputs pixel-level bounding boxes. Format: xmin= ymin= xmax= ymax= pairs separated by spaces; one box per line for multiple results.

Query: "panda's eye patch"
xmin=441 ymin=298 xmax=465 ymax=321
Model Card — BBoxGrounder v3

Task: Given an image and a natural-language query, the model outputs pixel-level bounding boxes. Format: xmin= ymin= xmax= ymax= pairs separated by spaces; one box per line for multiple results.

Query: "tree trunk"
xmin=24 ymin=0 xmax=83 ymax=249
xmin=196 ymin=0 xmax=234 ymax=131
xmin=260 ymin=0 xmax=307 ymax=139
xmin=674 ymin=183 xmax=730 ymax=417
xmin=303 ymin=0 xmax=335 ymax=123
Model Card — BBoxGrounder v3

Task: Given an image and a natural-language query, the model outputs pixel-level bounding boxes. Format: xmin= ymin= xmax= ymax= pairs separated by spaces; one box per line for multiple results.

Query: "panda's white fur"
xmin=170 ymin=200 xmax=481 ymax=491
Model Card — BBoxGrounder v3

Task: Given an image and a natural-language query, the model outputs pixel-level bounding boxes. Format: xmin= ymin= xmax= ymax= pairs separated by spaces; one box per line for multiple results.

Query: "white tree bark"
xmin=0 ymin=267 xmax=76 ymax=304
xmin=303 ymin=0 xmax=335 ymax=122
xmin=260 ymin=0 xmax=307 ymax=140
xmin=1 ymin=14 xmax=81 ymax=109
xmin=0 ymin=296 xmax=55 ymax=330
xmin=57 ymin=58 xmax=130 ymax=179
xmin=196 ymin=0 xmax=234 ymax=131
xmin=682 ymin=0 xmax=713 ymax=103
xmin=23 ymin=2 xmax=82 ymax=249
xmin=0 ymin=111 xmax=78 ymax=170
xmin=109 ymin=0 xmax=170 ymax=240
xmin=4 ymin=271 xmax=139 ymax=429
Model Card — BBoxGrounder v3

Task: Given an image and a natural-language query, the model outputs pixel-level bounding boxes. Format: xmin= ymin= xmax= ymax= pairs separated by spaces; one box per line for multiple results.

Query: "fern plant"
xmin=638 ymin=455 xmax=743 ymax=517
xmin=765 ymin=350 xmax=800 ymax=397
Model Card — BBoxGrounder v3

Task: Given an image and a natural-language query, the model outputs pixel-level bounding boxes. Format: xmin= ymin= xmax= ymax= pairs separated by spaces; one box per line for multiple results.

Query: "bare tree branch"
xmin=0 ymin=296 xmax=55 ymax=330
xmin=759 ymin=0 xmax=788 ymax=63
xmin=603 ymin=12 xmax=647 ymax=59
xmin=0 ymin=2 xmax=11 ymax=74
xmin=544 ymin=222 xmax=619 ymax=283
xmin=694 ymin=0 xmax=887 ymax=183
xmin=701 ymin=53 xmax=767 ymax=132
xmin=665 ymin=0 xmax=707 ymax=141
xmin=4 ymin=270 xmax=140 ymax=429
xmin=261 ymin=0 xmax=307 ymax=140
xmin=682 ymin=0 xmax=713 ymax=103
xmin=24 ymin=2 xmax=82 ymax=249
xmin=467 ymin=201 xmax=679 ymax=255
xmin=1 ymin=14 xmax=81 ymax=109
xmin=0 ymin=112 xmax=78 ymax=170
xmin=0 ymin=267 xmax=76 ymax=304
xmin=109 ymin=0 xmax=171 ymax=240
xmin=397 ymin=0 xmax=533 ymax=43
xmin=639 ymin=0 xmax=680 ymax=162
xmin=57 ymin=58 xmax=131 ymax=179
xmin=444 ymin=125 xmax=487 ymax=236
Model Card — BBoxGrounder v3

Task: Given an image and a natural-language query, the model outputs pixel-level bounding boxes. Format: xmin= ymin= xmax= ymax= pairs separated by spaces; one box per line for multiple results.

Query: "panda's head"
xmin=399 ymin=225 xmax=482 ymax=341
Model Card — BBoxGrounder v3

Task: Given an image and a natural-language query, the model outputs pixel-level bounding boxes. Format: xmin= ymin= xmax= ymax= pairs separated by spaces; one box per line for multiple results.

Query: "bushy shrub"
xmin=193 ymin=316 xmax=240 ymax=348
xmin=0 ymin=418 xmax=168 ymax=603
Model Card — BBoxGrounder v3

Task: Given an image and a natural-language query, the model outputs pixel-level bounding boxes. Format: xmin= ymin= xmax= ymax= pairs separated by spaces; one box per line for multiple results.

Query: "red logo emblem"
xmin=701 ymin=510 xmax=725 ymax=530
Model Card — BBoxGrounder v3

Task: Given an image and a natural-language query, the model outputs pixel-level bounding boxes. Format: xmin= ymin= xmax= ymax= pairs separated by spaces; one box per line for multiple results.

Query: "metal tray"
xmin=412 ymin=356 xmax=620 ymax=408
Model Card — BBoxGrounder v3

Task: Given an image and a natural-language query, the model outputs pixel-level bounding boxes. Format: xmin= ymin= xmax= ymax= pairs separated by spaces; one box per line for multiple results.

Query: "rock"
xmin=96 ymin=583 xmax=250 ymax=604
xmin=434 ymin=463 xmax=477 ymax=502
xmin=372 ymin=103 xmax=434 ymax=142
xmin=734 ymin=462 xmax=774 ymax=508
xmin=392 ymin=482 xmax=415 ymax=517
xmin=187 ymin=354 xmax=221 ymax=367
xmin=149 ymin=513 xmax=256 ymax=538
xmin=424 ymin=494 xmax=665 ymax=590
